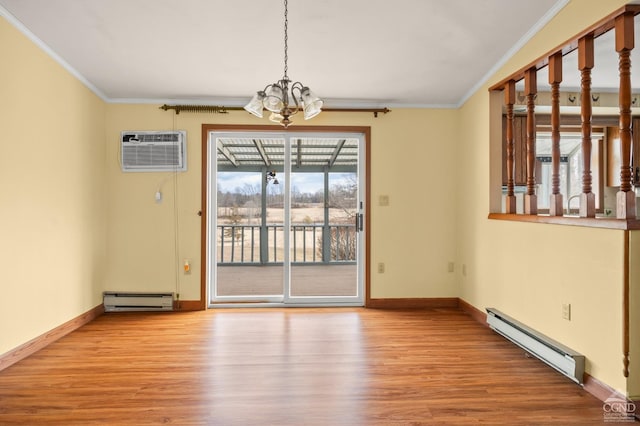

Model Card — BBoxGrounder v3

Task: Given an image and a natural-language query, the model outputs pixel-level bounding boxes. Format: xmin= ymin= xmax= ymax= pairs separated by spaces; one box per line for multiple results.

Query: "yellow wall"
xmin=2 ymin=0 xmax=638 ymax=399
xmin=457 ymin=0 xmax=633 ymax=395
xmin=0 ymin=17 xmax=106 ymax=355
xmin=104 ymin=106 xmax=460 ymax=300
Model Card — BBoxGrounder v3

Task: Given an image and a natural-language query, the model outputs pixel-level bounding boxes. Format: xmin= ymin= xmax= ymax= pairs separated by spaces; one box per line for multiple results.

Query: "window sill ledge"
xmin=488 ymin=213 xmax=640 ymax=230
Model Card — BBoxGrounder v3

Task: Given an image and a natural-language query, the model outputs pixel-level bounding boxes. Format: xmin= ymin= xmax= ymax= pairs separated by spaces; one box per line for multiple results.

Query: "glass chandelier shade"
xmin=244 ymin=91 xmax=266 ymax=118
xmin=243 ymin=0 xmax=323 ymax=128
xmin=301 ymin=87 xmax=323 ymax=120
xmin=263 ymin=84 xmax=285 ymax=113
xmin=269 ymin=111 xmax=284 ymax=123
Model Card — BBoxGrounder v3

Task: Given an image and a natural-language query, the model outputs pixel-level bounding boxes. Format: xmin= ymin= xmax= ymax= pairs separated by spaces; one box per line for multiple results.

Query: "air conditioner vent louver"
xmin=121 ymin=130 xmax=186 ymax=172
xmin=123 ymin=143 xmax=179 ymax=167
xmin=135 ymin=133 xmax=181 ymax=143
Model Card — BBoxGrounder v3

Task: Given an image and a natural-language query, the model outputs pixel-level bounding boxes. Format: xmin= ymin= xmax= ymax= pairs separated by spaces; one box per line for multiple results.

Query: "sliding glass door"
xmin=208 ymin=131 xmax=365 ymax=306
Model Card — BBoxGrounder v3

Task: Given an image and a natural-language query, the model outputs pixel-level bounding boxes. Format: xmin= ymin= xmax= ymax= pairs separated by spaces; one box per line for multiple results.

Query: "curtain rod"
xmin=159 ymin=104 xmax=391 ymax=117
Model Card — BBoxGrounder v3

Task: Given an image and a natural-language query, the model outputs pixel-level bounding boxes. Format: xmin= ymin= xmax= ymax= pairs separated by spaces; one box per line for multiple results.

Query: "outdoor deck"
xmin=215 ymin=264 xmax=357 ymax=298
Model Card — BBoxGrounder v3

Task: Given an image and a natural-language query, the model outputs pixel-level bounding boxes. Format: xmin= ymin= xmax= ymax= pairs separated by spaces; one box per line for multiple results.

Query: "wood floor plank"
xmin=0 ymin=308 xmax=611 ymax=425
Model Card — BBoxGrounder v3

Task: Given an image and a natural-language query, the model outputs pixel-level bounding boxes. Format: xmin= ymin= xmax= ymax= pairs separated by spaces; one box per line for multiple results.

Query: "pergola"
xmin=216 ymin=135 xmax=359 ymax=171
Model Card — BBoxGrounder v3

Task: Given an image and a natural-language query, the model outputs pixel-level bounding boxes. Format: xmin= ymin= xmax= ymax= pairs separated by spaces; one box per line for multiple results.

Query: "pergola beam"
xmin=328 ymin=139 xmax=346 ymax=167
xmin=252 ymin=139 xmax=272 ymax=167
xmin=216 ymin=139 xmax=239 ymax=167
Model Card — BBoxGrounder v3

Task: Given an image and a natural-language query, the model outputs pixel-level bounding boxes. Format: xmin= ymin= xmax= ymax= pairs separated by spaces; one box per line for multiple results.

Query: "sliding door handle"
xmin=356 ymin=213 xmax=363 ymax=232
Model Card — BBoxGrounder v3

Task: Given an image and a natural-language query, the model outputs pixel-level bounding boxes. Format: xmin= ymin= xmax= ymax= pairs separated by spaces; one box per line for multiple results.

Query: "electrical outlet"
xmin=379 ymin=195 xmax=390 ymax=206
xmin=448 ymin=262 xmax=454 ymax=273
xmin=562 ymin=303 xmax=571 ymax=321
xmin=377 ymin=262 xmax=385 ymax=273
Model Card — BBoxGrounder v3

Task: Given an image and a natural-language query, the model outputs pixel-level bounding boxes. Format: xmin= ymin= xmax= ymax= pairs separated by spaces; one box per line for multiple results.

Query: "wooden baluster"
xmin=524 ymin=67 xmax=537 ymax=215
xmin=616 ymin=12 xmax=636 ymax=219
xmin=579 ymin=35 xmax=596 ymax=217
xmin=549 ymin=53 xmax=563 ymax=216
xmin=505 ymin=80 xmax=517 ymax=213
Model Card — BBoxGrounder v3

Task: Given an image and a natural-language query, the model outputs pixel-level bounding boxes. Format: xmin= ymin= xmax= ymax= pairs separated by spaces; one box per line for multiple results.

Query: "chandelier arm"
xmin=290 ymin=81 xmax=305 ymax=110
xmin=290 ymin=81 xmax=304 ymax=92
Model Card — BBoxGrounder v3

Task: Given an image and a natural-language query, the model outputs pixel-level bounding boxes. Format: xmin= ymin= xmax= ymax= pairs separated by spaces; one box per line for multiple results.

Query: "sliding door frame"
xmin=200 ymin=124 xmax=371 ymax=309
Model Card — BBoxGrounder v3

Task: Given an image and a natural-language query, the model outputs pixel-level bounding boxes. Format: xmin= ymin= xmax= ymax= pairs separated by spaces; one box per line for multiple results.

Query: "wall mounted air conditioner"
xmin=121 ymin=130 xmax=186 ymax=172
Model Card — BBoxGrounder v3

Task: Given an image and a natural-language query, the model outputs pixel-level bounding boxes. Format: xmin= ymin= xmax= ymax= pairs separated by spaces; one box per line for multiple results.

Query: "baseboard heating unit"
xmin=486 ymin=308 xmax=585 ymax=384
xmin=103 ymin=292 xmax=174 ymax=312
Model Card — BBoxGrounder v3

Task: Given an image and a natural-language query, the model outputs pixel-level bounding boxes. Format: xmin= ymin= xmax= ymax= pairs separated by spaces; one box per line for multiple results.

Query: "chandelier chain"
xmin=283 ymin=0 xmax=288 ymax=79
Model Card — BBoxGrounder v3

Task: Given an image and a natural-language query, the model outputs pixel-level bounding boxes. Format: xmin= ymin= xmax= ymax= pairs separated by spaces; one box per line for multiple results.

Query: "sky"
xmin=217 ymin=172 xmax=356 ymax=195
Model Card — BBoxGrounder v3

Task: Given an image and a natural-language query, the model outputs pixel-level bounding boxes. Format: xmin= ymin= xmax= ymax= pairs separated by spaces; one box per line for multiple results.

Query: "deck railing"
xmin=217 ymin=224 xmax=356 ymax=264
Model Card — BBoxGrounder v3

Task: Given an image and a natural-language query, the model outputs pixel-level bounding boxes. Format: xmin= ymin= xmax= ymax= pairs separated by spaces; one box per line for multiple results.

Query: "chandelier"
xmin=244 ymin=0 xmax=323 ymax=128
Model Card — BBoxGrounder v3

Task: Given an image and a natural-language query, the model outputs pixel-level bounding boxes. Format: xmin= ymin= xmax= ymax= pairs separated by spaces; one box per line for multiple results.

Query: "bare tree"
xmin=329 ymin=173 xmax=357 ymax=219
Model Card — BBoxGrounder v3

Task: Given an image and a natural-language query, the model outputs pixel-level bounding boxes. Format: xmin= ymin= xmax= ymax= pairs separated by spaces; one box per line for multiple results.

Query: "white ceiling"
xmin=1 ymin=0 xmax=569 ymax=108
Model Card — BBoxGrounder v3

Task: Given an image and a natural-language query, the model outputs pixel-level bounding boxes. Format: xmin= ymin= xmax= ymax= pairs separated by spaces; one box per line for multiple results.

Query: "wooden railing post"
xmin=524 ymin=67 xmax=538 ymax=215
xmin=616 ymin=11 xmax=637 ymax=219
xmin=579 ymin=34 xmax=596 ymax=217
xmin=549 ymin=52 xmax=563 ymax=216
xmin=505 ymin=80 xmax=517 ymax=213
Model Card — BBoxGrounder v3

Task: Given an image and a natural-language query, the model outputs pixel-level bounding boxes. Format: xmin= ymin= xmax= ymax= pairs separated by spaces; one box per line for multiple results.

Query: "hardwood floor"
xmin=0 ymin=308 xmax=611 ymax=425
